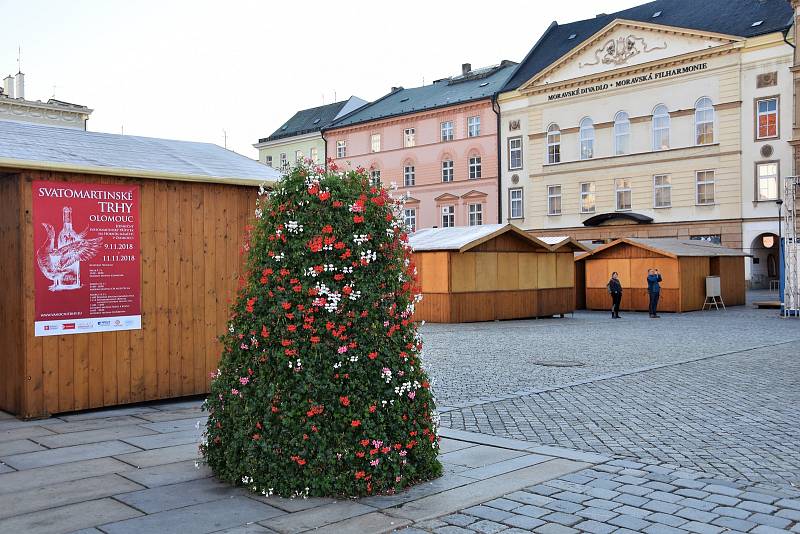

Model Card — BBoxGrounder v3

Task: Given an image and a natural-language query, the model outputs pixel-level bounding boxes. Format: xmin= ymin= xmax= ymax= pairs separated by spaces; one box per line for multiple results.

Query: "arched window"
xmin=614 ymin=111 xmax=630 ymax=156
xmin=695 ymin=97 xmax=714 ymax=145
xmin=441 ymin=158 xmax=454 ymax=182
xmin=579 ymin=118 xmax=594 ymax=160
xmin=652 ymin=105 xmax=670 ymax=150
xmin=546 ymin=124 xmax=561 ymax=164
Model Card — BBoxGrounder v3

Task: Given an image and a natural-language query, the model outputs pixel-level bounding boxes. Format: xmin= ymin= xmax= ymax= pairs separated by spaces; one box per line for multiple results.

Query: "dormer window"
xmin=652 ymin=10 xmax=662 ymax=17
xmin=568 ymin=33 xmax=577 ymax=40
xmin=751 ymin=20 xmax=763 ymax=27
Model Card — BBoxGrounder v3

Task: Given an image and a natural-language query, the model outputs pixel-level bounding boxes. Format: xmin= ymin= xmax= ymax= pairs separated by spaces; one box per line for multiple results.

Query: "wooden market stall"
xmin=409 ymin=224 xmax=587 ymax=323
xmin=575 ymin=238 xmax=746 ymax=313
xmin=0 ymin=120 xmax=279 ymax=418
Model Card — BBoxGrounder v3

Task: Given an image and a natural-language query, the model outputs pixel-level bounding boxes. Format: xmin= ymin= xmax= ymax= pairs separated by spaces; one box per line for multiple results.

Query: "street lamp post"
xmin=777 ymin=199 xmax=784 ymax=315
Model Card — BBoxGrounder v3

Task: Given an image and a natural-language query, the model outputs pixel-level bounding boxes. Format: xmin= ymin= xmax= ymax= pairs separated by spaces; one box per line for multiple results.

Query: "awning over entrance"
xmin=582 ymin=212 xmax=654 ymax=227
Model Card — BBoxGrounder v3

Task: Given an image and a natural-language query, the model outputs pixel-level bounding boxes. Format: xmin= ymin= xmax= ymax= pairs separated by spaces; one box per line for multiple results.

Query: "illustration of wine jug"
xmin=57 ymin=207 xmax=81 ymax=289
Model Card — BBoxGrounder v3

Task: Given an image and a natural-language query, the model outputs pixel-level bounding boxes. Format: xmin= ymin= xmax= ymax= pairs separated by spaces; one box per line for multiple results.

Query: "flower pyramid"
xmin=202 ymin=161 xmax=442 ymax=497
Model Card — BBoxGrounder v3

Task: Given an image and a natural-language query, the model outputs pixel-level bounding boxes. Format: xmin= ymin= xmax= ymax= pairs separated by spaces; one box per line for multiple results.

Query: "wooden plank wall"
xmin=680 ymin=256 xmax=711 ymax=312
xmin=711 ymin=257 xmax=746 ymax=306
xmin=0 ymin=174 xmax=24 ymax=414
xmin=10 ymin=170 xmax=256 ymax=418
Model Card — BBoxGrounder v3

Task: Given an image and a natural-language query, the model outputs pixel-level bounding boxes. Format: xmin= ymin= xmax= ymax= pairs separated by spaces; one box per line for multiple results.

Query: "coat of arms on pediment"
xmin=580 ymin=35 xmax=667 ymax=68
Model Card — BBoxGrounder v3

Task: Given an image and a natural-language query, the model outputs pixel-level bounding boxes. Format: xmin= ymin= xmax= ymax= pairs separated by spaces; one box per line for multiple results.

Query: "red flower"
xmin=245 ymin=297 xmax=257 ymax=313
xmin=351 ymin=420 xmax=361 ymax=427
xmin=297 ymin=458 xmax=306 ymax=466
xmin=318 ymin=191 xmax=331 ymax=201
xmin=355 ymin=470 xmax=366 ymax=479
xmin=252 ymin=433 xmax=261 ymax=440
xmin=287 ymin=325 xmax=297 ymax=332
xmin=333 ymin=200 xmax=343 ymax=208
xmin=369 ymin=405 xmax=376 ymax=413
xmin=370 ymin=196 xmax=385 ymax=206
xmin=281 ymin=339 xmax=293 ymax=347
xmin=261 ymin=326 xmax=269 ymax=338
xmin=322 ymin=225 xmax=333 ymax=234
xmin=356 ymin=451 xmax=365 ymax=458
xmin=339 ymin=396 xmax=350 ymax=407
xmin=334 ymin=273 xmax=345 ymax=281
xmin=368 ymin=352 xmax=378 ymax=360
xmin=360 ymin=439 xmax=370 ymax=446
xmin=281 ymin=301 xmax=292 ymax=310
xmin=256 ymin=421 xmax=262 ymax=429
xmin=353 ymin=215 xmax=364 ymax=223
xmin=310 ymin=336 xmax=320 ymax=344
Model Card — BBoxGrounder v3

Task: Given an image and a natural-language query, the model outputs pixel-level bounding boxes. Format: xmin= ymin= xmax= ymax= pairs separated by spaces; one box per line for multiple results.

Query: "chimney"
xmin=15 ymin=72 xmax=24 ymax=100
xmin=391 ymin=86 xmax=401 ymax=92
xmin=3 ymin=75 xmax=14 ymax=98
xmin=462 ymin=63 xmax=471 ymax=75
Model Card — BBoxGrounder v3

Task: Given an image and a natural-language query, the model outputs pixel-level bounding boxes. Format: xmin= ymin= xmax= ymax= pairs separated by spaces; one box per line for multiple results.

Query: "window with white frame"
xmin=654 ymin=174 xmax=672 ymax=208
xmin=509 ymin=188 xmax=523 ymax=219
xmin=695 ymin=97 xmax=714 ymax=145
xmin=280 ymin=153 xmax=288 ymax=169
xmin=696 ymin=170 xmax=715 ymax=205
xmin=403 ymin=165 xmax=415 ymax=187
xmin=580 ymin=182 xmax=595 ymax=214
xmin=441 ymin=121 xmax=454 ymax=141
xmin=404 ymin=128 xmax=416 ymax=147
xmin=370 ymin=169 xmax=381 ymax=187
xmin=468 ymin=203 xmax=483 ymax=226
xmin=265 ymin=155 xmax=273 ymax=167
xmin=614 ymin=111 xmax=630 ymax=155
xmin=404 ymin=208 xmax=417 ymax=232
xmin=441 ymin=159 xmax=454 ymax=182
xmin=756 ymin=98 xmax=778 ymax=139
xmin=441 ymin=205 xmax=455 ymax=227
xmin=468 ymin=116 xmax=480 ymax=137
xmin=295 ymin=150 xmax=303 ymax=162
xmin=547 ymin=124 xmax=561 ymax=164
xmin=652 ymin=105 xmax=670 ymax=150
xmin=757 ymin=162 xmax=779 ymax=201
xmin=309 ymin=147 xmax=318 ymax=163
xmin=547 ymin=185 xmax=562 ymax=215
xmin=615 ymin=178 xmax=632 ymax=211
xmin=336 ymin=140 xmax=346 ymax=158
xmin=468 ymin=156 xmax=482 ymax=179
xmin=579 ymin=118 xmax=594 ymax=160
xmin=370 ymin=133 xmax=381 ymax=152
xmin=509 ymin=137 xmax=523 ymax=170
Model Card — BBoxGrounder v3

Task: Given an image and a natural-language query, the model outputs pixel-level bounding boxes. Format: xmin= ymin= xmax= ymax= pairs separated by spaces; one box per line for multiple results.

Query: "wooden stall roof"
xmin=409 ymin=224 xmax=584 ymax=253
xmin=535 ymin=235 xmax=590 ymax=252
xmin=575 ymin=237 xmax=747 ymax=261
xmin=0 ymin=120 xmax=280 ymax=186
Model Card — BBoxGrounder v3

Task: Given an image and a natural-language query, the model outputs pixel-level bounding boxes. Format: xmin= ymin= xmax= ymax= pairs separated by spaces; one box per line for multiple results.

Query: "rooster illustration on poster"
xmin=36 ymin=206 xmax=102 ymax=291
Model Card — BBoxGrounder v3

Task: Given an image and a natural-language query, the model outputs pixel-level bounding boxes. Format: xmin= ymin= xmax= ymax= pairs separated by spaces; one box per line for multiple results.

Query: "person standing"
xmin=647 ymin=268 xmax=662 ymax=318
xmin=607 ymin=271 xmax=622 ymax=319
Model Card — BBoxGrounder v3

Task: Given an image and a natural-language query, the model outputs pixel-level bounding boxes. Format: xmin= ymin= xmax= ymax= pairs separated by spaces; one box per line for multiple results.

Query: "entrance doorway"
xmin=750 ymin=233 xmax=779 ymax=289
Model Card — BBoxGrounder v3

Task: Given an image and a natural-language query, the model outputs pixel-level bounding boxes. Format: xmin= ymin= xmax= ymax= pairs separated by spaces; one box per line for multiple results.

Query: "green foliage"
xmin=202 ymin=162 xmax=442 ymax=498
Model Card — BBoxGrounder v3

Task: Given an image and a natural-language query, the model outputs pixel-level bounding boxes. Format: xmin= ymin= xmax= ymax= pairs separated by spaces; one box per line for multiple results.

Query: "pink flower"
xmin=239 ymin=377 xmax=249 ymax=385
xmin=231 ymin=388 xmax=239 ymax=395
xmin=408 ymin=391 xmax=416 ymax=400
xmin=337 ymin=346 xmax=348 ymax=354
xmin=399 ymin=450 xmax=407 ymax=457
xmin=370 ymin=459 xmax=380 ymax=466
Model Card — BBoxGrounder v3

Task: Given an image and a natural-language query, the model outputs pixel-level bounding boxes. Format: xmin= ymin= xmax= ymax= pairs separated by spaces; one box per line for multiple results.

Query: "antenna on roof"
xmin=223 ymin=129 xmax=228 ymax=149
xmin=334 ymin=90 xmax=337 ymax=101
xmin=17 ymin=45 xmax=21 ymax=73
xmin=51 ymin=84 xmax=56 ymax=98
xmin=121 ymin=124 xmax=124 ymax=135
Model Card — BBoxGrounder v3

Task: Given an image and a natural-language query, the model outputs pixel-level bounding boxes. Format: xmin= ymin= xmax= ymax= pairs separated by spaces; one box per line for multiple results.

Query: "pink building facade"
xmin=324 ymin=62 xmax=515 ymax=231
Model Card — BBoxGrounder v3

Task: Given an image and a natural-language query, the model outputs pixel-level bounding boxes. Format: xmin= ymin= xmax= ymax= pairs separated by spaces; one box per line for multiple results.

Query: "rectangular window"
xmin=441 ymin=205 xmax=455 ymax=228
xmin=615 ymin=178 xmax=632 ymax=211
xmin=295 ymin=150 xmax=303 ymax=162
xmin=309 ymin=147 xmax=318 ymax=163
xmin=468 ymin=203 xmax=483 ymax=226
xmin=509 ymin=188 xmax=523 ymax=219
xmin=265 ymin=155 xmax=273 ymax=167
xmin=468 ymin=116 xmax=480 ymax=137
xmin=696 ymin=170 xmax=715 ymax=205
xmin=441 ymin=160 xmax=454 ymax=182
xmin=756 ymin=97 xmax=778 ymax=139
xmin=336 ymin=140 xmax=346 ymax=158
xmin=468 ymin=156 xmax=482 ymax=179
xmin=509 ymin=137 xmax=523 ymax=170
xmin=547 ymin=127 xmax=561 ymax=164
xmin=370 ymin=133 xmax=381 ymax=153
xmin=653 ymin=174 xmax=671 ymax=208
xmin=370 ymin=169 xmax=381 ymax=187
xmin=404 ymin=208 xmax=416 ymax=232
xmin=404 ymin=165 xmax=415 ymax=187
xmin=756 ymin=162 xmax=779 ymax=201
xmin=404 ymin=128 xmax=416 ymax=147
xmin=547 ymin=185 xmax=562 ymax=215
xmin=440 ymin=121 xmax=454 ymax=142
xmin=580 ymin=182 xmax=595 ymax=214
xmin=280 ymin=153 xmax=288 ymax=169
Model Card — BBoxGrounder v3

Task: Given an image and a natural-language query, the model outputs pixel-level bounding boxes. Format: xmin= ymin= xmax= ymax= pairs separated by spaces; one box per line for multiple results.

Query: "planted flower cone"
xmin=201 ymin=161 xmax=442 ymax=497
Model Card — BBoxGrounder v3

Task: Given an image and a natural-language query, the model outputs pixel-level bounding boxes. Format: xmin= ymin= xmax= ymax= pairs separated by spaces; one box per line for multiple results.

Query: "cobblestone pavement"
xmin=439 ymin=340 xmax=800 ymax=486
xmin=404 ymin=458 xmax=800 ymax=534
xmin=421 ymin=300 xmax=800 ymax=407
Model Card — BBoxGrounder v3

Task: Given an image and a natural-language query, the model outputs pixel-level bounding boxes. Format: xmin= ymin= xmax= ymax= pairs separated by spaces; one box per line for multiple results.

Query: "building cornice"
xmin=253 ymin=131 xmax=321 ymax=149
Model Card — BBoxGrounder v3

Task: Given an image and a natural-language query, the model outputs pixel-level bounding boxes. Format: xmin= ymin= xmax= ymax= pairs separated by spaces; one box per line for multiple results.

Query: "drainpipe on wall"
xmin=321 ymin=129 xmax=328 ymax=171
xmin=491 ymin=93 xmax=502 ymax=224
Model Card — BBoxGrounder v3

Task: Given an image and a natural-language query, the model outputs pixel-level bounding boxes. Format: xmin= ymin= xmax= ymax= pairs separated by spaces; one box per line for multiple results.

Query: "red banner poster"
xmin=33 ymin=181 xmax=141 ymax=336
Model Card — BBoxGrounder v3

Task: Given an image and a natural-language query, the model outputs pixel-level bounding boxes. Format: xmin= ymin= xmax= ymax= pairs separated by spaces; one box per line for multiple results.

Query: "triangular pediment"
xmin=434 ymin=193 xmax=460 ymax=202
xmin=520 ymin=19 xmax=741 ymax=91
xmin=405 ymin=196 xmax=421 ymax=204
xmin=461 ymin=190 xmax=488 ymax=199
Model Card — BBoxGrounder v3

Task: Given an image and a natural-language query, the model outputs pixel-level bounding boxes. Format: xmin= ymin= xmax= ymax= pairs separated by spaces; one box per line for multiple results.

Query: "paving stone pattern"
xmin=406 ymin=459 xmax=800 ymax=533
xmin=440 ymin=340 xmax=800 ymax=486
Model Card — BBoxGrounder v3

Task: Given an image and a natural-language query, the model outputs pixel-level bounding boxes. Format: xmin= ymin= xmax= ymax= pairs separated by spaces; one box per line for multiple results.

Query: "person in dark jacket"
xmin=647 ymin=268 xmax=662 ymax=318
xmin=607 ymin=271 xmax=622 ymax=319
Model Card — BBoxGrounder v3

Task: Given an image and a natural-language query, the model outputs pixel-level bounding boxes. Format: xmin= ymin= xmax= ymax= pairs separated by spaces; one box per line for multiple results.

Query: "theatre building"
xmin=498 ymin=0 xmax=793 ymax=287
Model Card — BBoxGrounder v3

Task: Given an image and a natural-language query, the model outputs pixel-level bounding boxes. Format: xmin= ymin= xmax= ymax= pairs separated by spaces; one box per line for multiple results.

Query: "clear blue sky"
xmin=1 ymin=0 xmax=639 ymax=158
